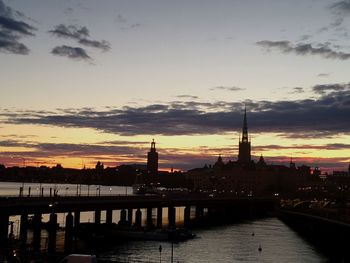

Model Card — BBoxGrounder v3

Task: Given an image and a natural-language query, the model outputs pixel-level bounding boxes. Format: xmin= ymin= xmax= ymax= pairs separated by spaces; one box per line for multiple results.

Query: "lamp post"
xmin=171 ymin=241 xmax=174 ymax=263
xmin=159 ymin=245 xmax=162 ymax=263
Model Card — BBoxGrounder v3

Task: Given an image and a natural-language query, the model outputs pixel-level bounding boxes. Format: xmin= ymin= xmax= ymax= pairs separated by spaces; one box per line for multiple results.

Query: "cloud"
xmin=210 ymin=86 xmax=244 ymax=92
xmin=317 ymin=73 xmax=330 ymax=77
xmin=312 ymin=83 xmax=349 ymax=94
xmin=176 ymin=95 xmax=199 ymax=99
xmin=253 ymin=143 xmax=350 ymax=152
xmin=330 ymin=1 xmax=350 ymax=15
xmin=0 ymin=0 xmax=36 ymax=54
xmin=1 ymin=85 xmax=350 ymax=138
xmin=288 ymin=87 xmax=305 ymax=94
xmin=256 ymin=40 xmax=350 ymax=60
xmin=115 ymin=14 xmax=127 ymax=23
xmin=51 ymin=45 xmax=91 ymax=61
xmin=121 ymin=23 xmax=141 ymax=31
xmin=1 ymin=138 xmax=348 ymax=171
xmin=49 ymin=24 xmax=110 ymax=51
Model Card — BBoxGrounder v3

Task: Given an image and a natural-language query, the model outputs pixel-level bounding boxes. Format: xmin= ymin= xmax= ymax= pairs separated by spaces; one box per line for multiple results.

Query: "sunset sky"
xmin=0 ymin=0 xmax=349 ymax=172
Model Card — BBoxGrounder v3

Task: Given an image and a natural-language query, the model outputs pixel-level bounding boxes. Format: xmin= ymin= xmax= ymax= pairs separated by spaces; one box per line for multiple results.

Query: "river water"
xmin=98 ymin=218 xmax=327 ymax=263
xmin=1 ymin=182 xmax=329 ymax=262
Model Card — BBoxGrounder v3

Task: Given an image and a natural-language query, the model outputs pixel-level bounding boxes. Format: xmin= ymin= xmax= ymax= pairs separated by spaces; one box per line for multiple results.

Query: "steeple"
xmin=238 ymin=106 xmax=251 ymax=164
xmin=150 ymin=139 xmax=156 ymax=152
xmin=147 ymin=139 xmax=158 ymax=175
xmin=241 ymin=107 xmax=249 ymax=143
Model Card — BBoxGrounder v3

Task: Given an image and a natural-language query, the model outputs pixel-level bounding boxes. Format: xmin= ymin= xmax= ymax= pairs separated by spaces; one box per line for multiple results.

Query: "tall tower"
xmin=147 ymin=139 xmax=158 ymax=175
xmin=238 ymin=107 xmax=251 ymax=164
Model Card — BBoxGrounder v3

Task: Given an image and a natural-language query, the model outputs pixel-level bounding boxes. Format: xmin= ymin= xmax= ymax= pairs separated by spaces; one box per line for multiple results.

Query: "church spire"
xmin=238 ymin=106 xmax=251 ymax=164
xmin=241 ymin=106 xmax=249 ymax=143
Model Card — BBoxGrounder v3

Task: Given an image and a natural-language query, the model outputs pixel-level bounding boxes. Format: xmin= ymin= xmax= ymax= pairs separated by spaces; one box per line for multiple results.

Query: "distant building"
xmin=147 ymin=139 xmax=158 ymax=175
xmin=186 ymin=108 xmax=315 ymax=195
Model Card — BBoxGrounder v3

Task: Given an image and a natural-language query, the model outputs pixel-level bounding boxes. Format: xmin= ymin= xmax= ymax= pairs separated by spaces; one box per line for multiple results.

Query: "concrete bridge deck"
xmin=0 ymin=194 xmax=277 ymax=215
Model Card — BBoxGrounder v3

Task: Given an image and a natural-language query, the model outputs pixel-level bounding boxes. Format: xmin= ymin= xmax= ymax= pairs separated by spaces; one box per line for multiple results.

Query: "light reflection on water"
xmin=99 ymin=218 xmax=327 ymax=263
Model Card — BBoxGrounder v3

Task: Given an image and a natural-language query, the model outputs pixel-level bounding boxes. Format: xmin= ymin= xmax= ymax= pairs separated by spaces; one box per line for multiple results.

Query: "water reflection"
xmin=99 ymin=218 xmax=327 ymax=263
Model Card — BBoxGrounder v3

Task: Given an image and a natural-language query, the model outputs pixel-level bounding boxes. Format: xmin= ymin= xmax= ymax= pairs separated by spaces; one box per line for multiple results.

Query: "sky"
xmin=0 ymin=0 xmax=349 ymax=172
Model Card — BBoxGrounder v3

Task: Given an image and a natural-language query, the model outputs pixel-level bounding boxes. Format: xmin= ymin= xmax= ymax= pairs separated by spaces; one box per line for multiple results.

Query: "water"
xmin=99 ymin=218 xmax=326 ymax=263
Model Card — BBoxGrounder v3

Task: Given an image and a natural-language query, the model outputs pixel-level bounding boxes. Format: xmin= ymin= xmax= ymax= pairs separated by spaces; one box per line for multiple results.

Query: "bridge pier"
xmin=64 ymin=212 xmax=74 ymax=254
xmin=135 ymin=208 xmax=142 ymax=228
xmin=106 ymin=210 xmax=113 ymax=225
xmin=168 ymin=207 xmax=176 ymax=228
xmin=48 ymin=213 xmax=57 ymax=254
xmin=184 ymin=206 xmax=191 ymax=227
xmin=157 ymin=207 xmax=163 ymax=228
xmin=74 ymin=211 xmax=80 ymax=228
xmin=147 ymin=208 xmax=153 ymax=228
xmin=94 ymin=210 xmax=101 ymax=225
xmin=0 ymin=213 xmax=9 ymax=246
xmin=195 ymin=206 xmax=204 ymax=219
xmin=119 ymin=209 xmax=127 ymax=225
xmin=208 ymin=207 xmax=216 ymax=220
xmin=20 ymin=213 xmax=28 ymax=249
xmin=32 ymin=213 xmax=42 ymax=253
xmin=128 ymin=208 xmax=133 ymax=225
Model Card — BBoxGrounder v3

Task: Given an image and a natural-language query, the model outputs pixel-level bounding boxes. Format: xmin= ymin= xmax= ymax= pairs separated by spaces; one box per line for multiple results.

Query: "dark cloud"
xmin=254 ymin=143 xmax=350 ymax=152
xmin=49 ymin=24 xmax=110 ymax=51
xmin=288 ymin=87 xmax=305 ymax=94
xmin=49 ymin=24 xmax=88 ymax=40
xmin=257 ymin=40 xmax=350 ymax=60
xmin=1 ymin=85 xmax=350 ymax=138
xmin=51 ymin=45 xmax=91 ymax=60
xmin=312 ymin=83 xmax=349 ymax=94
xmin=210 ymin=86 xmax=244 ymax=92
xmin=78 ymin=38 xmax=110 ymax=51
xmin=0 ymin=0 xmax=36 ymax=54
xmin=176 ymin=95 xmax=199 ymax=99
xmin=330 ymin=1 xmax=350 ymax=15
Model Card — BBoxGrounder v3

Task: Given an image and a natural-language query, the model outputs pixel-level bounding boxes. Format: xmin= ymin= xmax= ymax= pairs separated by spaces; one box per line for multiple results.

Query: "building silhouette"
xmin=147 ymin=139 xmax=158 ymax=175
xmin=238 ymin=107 xmax=251 ymax=164
xmin=186 ymin=107 xmax=318 ymax=195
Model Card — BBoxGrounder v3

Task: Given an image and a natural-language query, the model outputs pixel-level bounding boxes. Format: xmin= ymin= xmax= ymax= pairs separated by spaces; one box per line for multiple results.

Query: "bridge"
xmin=0 ymin=194 xmax=277 ymax=255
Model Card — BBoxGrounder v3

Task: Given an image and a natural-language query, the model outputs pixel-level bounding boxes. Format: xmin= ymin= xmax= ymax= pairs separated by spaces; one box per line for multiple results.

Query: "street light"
xmin=159 ymin=245 xmax=162 ymax=263
xmin=171 ymin=242 xmax=174 ymax=263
